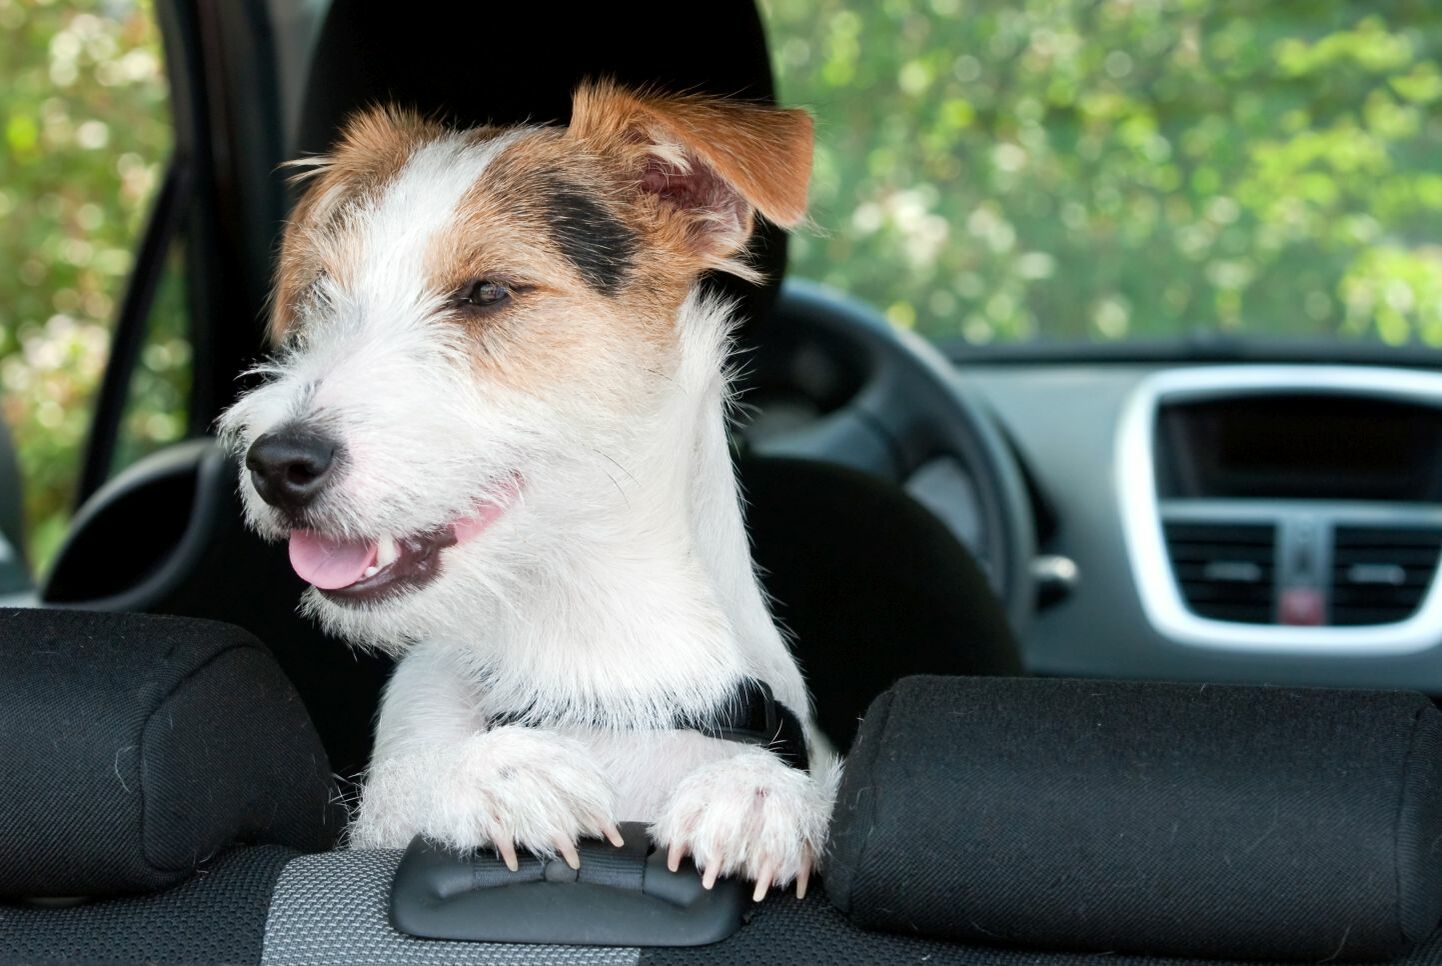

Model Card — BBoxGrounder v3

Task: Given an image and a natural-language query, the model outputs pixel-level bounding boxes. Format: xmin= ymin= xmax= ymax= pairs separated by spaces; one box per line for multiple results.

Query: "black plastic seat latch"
xmin=389 ymin=822 xmax=746 ymax=946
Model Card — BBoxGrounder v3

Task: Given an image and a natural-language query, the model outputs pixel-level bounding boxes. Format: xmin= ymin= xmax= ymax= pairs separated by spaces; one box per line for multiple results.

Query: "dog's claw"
xmin=752 ymin=861 xmax=774 ymax=902
xmin=601 ymin=821 xmax=625 ymax=848
xmin=667 ymin=840 xmax=685 ymax=873
xmin=556 ymin=836 xmax=581 ymax=871
xmin=702 ymin=861 xmax=720 ymax=891
xmin=796 ymin=855 xmax=811 ymax=900
xmin=497 ymin=839 xmax=519 ymax=873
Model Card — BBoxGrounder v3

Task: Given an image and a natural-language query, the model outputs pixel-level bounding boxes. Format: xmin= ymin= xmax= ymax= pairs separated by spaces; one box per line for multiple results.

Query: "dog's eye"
xmin=459 ymin=279 xmax=511 ymax=310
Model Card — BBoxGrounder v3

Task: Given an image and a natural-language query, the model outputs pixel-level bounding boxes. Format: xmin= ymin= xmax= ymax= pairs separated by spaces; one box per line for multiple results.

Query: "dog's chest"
xmin=558 ymin=727 xmax=742 ymax=820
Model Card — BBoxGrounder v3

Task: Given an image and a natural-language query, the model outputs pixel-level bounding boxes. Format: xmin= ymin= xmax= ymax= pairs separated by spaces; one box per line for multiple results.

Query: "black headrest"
xmin=0 ymin=608 xmax=345 ymax=897
xmin=827 ymin=676 xmax=1442 ymax=961
xmin=293 ymin=0 xmax=788 ymax=334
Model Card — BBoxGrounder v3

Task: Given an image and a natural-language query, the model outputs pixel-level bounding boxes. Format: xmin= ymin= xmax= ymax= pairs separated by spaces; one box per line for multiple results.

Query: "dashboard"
xmin=961 ymin=364 xmax=1442 ymax=692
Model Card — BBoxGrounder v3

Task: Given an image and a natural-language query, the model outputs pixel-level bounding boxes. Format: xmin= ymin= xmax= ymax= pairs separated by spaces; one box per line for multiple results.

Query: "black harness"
xmin=490 ymin=677 xmax=810 ymax=772
xmin=681 ymin=677 xmax=810 ymax=772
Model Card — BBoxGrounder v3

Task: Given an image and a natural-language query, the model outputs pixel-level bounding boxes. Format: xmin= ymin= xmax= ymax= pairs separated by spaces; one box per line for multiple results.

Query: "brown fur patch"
xmin=420 ymin=130 xmax=684 ymax=393
xmin=270 ymin=106 xmax=449 ymax=342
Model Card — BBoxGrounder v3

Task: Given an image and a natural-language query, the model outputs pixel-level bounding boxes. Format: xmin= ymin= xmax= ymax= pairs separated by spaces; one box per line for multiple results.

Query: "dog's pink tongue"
xmin=288 ymin=530 xmax=378 ymax=590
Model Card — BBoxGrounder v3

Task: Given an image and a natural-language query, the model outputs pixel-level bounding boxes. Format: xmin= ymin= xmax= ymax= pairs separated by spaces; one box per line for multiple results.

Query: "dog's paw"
xmin=348 ymin=726 xmax=623 ymax=867
xmin=651 ymin=747 xmax=836 ymax=901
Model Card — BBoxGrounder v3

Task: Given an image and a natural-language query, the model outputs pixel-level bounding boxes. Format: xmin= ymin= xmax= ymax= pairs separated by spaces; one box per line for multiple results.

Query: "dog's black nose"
xmin=245 ymin=428 xmax=340 ymax=513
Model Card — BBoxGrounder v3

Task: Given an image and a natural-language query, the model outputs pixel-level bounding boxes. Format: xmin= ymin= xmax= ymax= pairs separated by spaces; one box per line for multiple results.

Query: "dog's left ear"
xmin=568 ymin=81 xmax=812 ymax=272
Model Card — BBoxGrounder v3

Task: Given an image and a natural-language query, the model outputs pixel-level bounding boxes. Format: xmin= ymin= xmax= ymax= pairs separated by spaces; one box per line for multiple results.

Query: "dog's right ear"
xmin=271 ymin=106 xmax=439 ymax=343
xmin=567 ymin=80 xmax=813 ymax=278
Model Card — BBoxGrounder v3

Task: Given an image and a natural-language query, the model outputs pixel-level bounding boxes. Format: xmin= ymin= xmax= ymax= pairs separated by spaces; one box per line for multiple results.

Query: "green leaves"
xmin=6 ymin=0 xmax=1442 ymax=572
xmin=0 ymin=0 xmax=172 ymax=573
xmin=761 ymin=0 xmax=1442 ymax=347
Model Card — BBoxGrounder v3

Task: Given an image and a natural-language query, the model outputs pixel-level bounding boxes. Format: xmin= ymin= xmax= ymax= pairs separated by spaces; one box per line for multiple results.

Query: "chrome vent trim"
xmin=1117 ymin=366 xmax=1442 ymax=655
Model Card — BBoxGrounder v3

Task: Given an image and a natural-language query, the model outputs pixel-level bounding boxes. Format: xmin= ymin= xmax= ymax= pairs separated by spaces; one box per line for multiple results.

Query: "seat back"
xmin=741 ymin=456 xmax=1020 ymax=748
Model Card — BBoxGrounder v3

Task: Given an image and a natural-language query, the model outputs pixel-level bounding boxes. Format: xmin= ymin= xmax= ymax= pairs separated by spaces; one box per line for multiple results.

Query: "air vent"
xmin=1163 ymin=521 xmax=1277 ymax=624
xmin=1330 ymin=526 xmax=1442 ymax=626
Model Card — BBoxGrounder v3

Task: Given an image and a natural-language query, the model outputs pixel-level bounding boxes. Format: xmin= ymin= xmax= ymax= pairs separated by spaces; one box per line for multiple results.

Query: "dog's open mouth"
xmin=287 ymin=498 xmax=510 ymax=603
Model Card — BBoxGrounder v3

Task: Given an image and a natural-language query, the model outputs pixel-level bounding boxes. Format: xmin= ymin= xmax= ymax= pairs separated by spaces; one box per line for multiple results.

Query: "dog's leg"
xmin=348 ymin=645 xmax=622 ymax=866
xmin=651 ymin=745 xmax=840 ymax=900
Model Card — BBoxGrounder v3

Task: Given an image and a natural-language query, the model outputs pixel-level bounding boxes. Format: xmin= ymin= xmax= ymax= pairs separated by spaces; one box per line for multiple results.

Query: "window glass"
xmin=762 ymin=1 xmax=1442 ymax=349
xmin=0 ymin=0 xmax=175 ymax=572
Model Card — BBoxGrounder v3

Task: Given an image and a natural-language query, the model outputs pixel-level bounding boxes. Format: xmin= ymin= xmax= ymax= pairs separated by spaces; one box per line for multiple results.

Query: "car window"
xmin=761 ymin=0 xmax=1442 ymax=350
xmin=0 ymin=0 xmax=181 ymax=573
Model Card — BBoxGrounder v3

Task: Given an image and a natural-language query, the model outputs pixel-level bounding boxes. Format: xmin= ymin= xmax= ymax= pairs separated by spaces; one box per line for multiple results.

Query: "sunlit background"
xmin=764 ymin=0 xmax=1442 ymax=345
xmin=4 ymin=0 xmax=1442 ymax=571
xmin=1 ymin=0 xmax=177 ymax=570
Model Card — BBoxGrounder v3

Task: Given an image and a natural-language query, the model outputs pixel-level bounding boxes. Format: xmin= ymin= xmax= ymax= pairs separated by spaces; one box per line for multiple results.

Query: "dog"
xmin=219 ymin=81 xmax=835 ymax=899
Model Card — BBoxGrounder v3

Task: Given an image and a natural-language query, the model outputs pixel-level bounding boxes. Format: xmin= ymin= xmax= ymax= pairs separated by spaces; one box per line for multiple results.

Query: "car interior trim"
xmin=1118 ymin=365 xmax=1442 ymax=655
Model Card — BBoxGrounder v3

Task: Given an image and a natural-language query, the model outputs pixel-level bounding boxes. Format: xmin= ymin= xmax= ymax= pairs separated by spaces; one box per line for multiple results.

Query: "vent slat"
xmin=1330 ymin=526 xmax=1442 ymax=626
xmin=1174 ymin=561 xmax=1275 ymax=580
xmin=1163 ymin=521 xmax=1277 ymax=625
xmin=1331 ymin=587 xmax=1429 ymax=606
xmin=1331 ymin=569 xmax=1430 ymax=589
xmin=1335 ymin=527 xmax=1442 ymax=548
xmin=1178 ymin=584 xmax=1274 ymax=604
xmin=1164 ymin=523 xmax=1275 ymax=545
xmin=1333 ymin=548 xmax=1441 ymax=567
xmin=1168 ymin=545 xmax=1275 ymax=564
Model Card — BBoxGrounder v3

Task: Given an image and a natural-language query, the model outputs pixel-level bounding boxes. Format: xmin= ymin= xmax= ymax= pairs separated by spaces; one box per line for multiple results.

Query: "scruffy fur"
xmin=219 ymin=81 xmax=834 ymax=897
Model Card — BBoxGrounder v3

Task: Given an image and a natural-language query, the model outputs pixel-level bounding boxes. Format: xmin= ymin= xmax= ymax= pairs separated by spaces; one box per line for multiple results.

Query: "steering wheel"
xmin=740 ymin=279 xmax=1037 ymax=635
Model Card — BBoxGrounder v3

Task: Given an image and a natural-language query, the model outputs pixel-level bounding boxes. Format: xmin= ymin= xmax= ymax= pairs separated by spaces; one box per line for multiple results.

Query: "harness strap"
xmin=488 ymin=677 xmax=811 ymax=772
xmin=683 ymin=677 xmax=811 ymax=772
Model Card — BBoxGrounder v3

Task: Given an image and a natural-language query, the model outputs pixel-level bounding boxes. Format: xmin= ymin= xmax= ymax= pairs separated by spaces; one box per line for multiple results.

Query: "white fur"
xmin=220 ymin=135 xmax=837 ymax=891
xmin=652 ymin=748 xmax=839 ymax=884
xmin=350 ymin=725 xmax=617 ymax=853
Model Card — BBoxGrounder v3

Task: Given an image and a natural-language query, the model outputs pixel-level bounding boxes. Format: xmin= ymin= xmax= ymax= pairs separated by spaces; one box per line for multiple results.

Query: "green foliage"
xmin=5 ymin=0 xmax=1442 ymax=573
xmin=761 ymin=0 xmax=1442 ymax=345
xmin=0 ymin=0 xmax=175 ymax=573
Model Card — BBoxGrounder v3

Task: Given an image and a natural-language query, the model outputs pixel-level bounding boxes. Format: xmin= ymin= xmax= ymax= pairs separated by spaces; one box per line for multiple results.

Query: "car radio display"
xmin=1156 ymin=394 xmax=1442 ymax=502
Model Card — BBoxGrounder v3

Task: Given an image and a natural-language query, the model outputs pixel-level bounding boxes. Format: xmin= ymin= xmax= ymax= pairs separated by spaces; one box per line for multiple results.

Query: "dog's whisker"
xmin=593 ymin=448 xmax=639 ymax=486
xmin=595 ymin=465 xmax=630 ymax=509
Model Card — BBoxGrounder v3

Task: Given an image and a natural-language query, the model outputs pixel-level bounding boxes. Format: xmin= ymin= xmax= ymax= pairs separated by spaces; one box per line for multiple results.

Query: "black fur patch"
xmin=541 ymin=178 xmax=635 ymax=295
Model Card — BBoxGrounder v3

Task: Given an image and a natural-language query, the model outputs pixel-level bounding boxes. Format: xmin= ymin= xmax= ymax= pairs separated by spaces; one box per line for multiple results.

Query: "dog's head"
xmin=218 ymin=82 xmax=812 ymax=649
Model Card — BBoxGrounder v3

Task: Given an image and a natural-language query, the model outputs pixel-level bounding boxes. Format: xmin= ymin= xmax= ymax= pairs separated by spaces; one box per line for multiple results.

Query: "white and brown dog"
xmin=219 ymin=82 xmax=834 ymax=899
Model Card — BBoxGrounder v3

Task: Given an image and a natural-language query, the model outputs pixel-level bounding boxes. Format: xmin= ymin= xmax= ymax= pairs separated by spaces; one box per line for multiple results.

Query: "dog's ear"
xmin=568 ymin=81 xmax=812 ymax=272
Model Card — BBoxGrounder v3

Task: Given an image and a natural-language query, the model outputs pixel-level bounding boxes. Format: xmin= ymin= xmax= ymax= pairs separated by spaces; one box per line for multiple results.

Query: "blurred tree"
xmin=0 ymin=0 xmax=176 ymax=574
xmin=762 ymin=0 xmax=1442 ymax=347
xmin=5 ymin=0 xmax=1442 ymax=574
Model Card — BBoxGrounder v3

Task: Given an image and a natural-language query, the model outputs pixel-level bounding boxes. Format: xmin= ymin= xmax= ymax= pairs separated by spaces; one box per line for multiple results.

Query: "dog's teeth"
xmin=376 ymin=536 xmax=399 ymax=569
xmin=363 ymin=566 xmax=378 ymax=578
